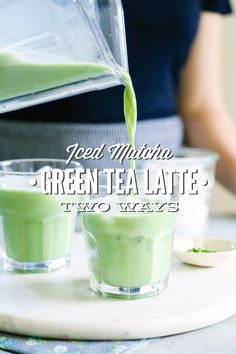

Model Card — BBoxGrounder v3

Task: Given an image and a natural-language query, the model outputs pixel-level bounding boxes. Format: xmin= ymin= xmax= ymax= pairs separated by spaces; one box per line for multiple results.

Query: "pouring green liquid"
xmin=0 ymin=52 xmax=111 ymax=100
xmin=0 ymin=51 xmax=137 ymax=168
xmin=0 ymin=51 xmax=176 ymax=289
xmin=0 ymin=50 xmax=138 ymax=270
xmin=121 ymin=69 xmax=137 ymax=169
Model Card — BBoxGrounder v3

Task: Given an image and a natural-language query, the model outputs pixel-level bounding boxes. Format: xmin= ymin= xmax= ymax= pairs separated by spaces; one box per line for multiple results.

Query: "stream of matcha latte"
xmin=0 ymin=52 xmax=176 ymax=287
xmin=0 ymin=51 xmax=137 ymax=167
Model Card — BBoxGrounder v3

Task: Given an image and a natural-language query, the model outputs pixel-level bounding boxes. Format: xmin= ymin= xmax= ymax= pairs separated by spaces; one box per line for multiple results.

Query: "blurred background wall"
xmin=211 ymin=0 xmax=236 ymax=214
xmin=223 ymin=0 xmax=236 ymax=117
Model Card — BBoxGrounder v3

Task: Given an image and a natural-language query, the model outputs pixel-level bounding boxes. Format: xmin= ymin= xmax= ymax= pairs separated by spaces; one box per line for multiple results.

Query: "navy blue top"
xmin=3 ymin=0 xmax=232 ymax=122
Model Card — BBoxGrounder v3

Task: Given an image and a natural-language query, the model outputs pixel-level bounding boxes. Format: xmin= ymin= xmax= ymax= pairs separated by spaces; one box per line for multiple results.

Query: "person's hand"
xmin=179 ymin=12 xmax=236 ymax=195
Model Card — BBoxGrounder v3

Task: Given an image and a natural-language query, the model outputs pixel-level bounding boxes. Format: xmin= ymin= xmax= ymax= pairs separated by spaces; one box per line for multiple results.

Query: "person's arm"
xmin=179 ymin=12 xmax=236 ymax=194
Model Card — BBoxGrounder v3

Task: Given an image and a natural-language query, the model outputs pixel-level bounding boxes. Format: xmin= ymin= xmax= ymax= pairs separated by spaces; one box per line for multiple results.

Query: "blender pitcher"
xmin=0 ymin=0 xmax=128 ymax=113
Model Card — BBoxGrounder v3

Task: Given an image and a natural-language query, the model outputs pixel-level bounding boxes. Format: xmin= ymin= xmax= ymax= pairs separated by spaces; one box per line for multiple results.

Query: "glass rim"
xmin=137 ymin=148 xmax=219 ymax=167
xmin=98 ymin=168 xmax=180 ymax=173
xmin=0 ymin=158 xmax=82 ymax=176
xmin=170 ymin=148 xmax=219 ymax=165
xmin=92 ymin=169 xmax=180 ymax=197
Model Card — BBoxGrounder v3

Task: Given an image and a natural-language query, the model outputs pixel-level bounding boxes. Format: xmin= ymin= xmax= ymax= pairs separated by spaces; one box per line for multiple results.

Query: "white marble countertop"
xmin=135 ymin=216 xmax=236 ymax=354
xmin=1 ymin=217 xmax=235 ymax=342
xmin=135 ymin=315 xmax=236 ymax=354
xmin=0 ymin=215 xmax=235 ymax=352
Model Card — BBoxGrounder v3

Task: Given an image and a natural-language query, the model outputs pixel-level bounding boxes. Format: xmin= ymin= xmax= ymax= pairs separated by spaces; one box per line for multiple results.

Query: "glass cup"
xmin=81 ymin=170 xmax=179 ymax=299
xmin=138 ymin=148 xmax=219 ymax=238
xmin=0 ymin=159 xmax=82 ymax=272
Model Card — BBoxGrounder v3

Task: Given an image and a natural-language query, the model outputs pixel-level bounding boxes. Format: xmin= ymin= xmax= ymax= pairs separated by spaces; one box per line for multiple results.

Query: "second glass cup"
xmin=81 ymin=170 xmax=179 ymax=299
xmin=0 ymin=159 xmax=82 ymax=272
